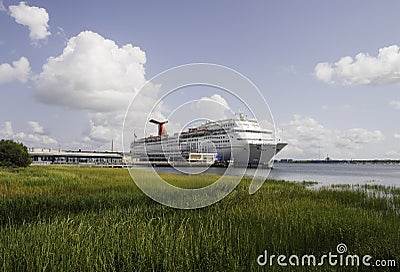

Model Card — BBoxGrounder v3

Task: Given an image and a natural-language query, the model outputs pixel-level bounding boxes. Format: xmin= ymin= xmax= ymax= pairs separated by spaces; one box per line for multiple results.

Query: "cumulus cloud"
xmin=0 ymin=121 xmax=58 ymax=147
xmin=33 ymin=30 xmax=157 ymax=150
xmin=394 ymin=133 xmax=400 ymax=140
xmin=200 ymin=94 xmax=229 ymax=109
xmin=339 ymin=128 xmax=384 ymax=148
xmin=278 ymin=115 xmax=384 ymax=159
xmin=32 ymin=30 xmax=168 ymax=151
xmin=9 ymin=2 xmax=51 ymax=44
xmin=86 ymin=112 xmax=127 ymax=144
xmin=35 ymin=31 xmax=147 ymax=112
xmin=0 ymin=0 xmax=5 ymax=11
xmin=389 ymin=100 xmax=400 ymax=109
xmin=189 ymin=94 xmax=230 ymax=120
xmin=315 ymin=45 xmax=400 ymax=85
xmin=28 ymin=121 xmax=45 ymax=134
xmin=0 ymin=57 xmax=31 ymax=85
xmin=0 ymin=121 xmax=13 ymax=138
xmin=289 ymin=114 xmax=326 ymax=142
xmin=14 ymin=132 xmax=58 ymax=146
xmin=88 ymin=120 xmax=113 ymax=142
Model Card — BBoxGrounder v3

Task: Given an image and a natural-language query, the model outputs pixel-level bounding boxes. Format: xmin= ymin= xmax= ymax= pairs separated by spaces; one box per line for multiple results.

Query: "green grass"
xmin=0 ymin=166 xmax=399 ymax=271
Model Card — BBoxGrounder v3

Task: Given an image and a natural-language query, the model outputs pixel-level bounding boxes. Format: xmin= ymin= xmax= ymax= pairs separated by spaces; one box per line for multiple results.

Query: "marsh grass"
xmin=0 ymin=166 xmax=399 ymax=271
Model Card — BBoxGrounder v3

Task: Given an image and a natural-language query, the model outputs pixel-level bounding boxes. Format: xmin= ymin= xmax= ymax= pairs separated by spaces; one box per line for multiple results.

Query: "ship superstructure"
xmin=131 ymin=113 xmax=287 ymax=167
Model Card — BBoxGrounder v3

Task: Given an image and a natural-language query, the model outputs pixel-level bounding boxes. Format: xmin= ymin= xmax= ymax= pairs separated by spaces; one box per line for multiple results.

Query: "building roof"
xmin=28 ymin=148 xmax=122 ymax=158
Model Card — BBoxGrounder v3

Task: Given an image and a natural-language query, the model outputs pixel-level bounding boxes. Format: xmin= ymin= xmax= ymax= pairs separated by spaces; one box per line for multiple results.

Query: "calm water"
xmin=269 ymin=163 xmax=400 ymax=188
xmin=145 ymin=163 xmax=400 ymax=188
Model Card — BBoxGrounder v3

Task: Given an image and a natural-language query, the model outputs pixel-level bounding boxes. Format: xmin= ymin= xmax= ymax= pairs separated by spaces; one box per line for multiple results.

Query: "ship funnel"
xmin=149 ymin=119 xmax=168 ymax=136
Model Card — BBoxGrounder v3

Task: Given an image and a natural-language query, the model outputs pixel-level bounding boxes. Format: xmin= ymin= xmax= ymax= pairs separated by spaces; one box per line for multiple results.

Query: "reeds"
xmin=0 ymin=166 xmax=399 ymax=271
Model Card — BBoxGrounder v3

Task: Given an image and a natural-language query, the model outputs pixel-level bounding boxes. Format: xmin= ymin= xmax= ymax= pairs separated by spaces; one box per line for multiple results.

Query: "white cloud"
xmin=201 ymin=94 xmax=229 ymax=108
xmin=35 ymin=31 xmax=147 ymax=112
xmin=9 ymin=2 xmax=50 ymax=43
xmin=28 ymin=121 xmax=45 ymax=134
xmin=14 ymin=132 xmax=58 ymax=146
xmin=56 ymin=26 xmax=67 ymax=44
xmin=86 ymin=113 xmax=125 ymax=144
xmin=190 ymin=94 xmax=230 ymax=120
xmin=0 ymin=121 xmax=58 ymax=147
xmin=288 ymin=114 xmax=326 ymax=143
xmin=315 ymin=45 xmax=400 ymax=85
xmin=389 ymin=100 xmax=400 ymax=109
xmin=314 ymin=62 xmax=335 ymax=84
xmin=88 ymin=120 xmax=113 ymax=142
xmin=0 ymin=0 xmax=5 ymax=11
xmin=0 ymin=121 xmax=13 ymax=138
xmin=33 ymin=30 xmax=168 ymax=151
xmin=0 ymin=57 xmax=31 ymax=85
xmin=278 ymin=115 xmax=384 ymax=159
xmin=394 ymin=133 xmax=400 ymax=140
xmin=340 ymin=128 xmax=384 ymax=147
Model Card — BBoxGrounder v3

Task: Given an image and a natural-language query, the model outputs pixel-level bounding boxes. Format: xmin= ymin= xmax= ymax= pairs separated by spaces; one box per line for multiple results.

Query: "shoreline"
xmin=276 ymin=159 xmax=400 ymax=164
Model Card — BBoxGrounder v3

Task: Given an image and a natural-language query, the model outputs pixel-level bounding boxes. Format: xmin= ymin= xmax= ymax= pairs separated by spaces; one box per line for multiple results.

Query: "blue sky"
xmin=0 ymin=0 xmax=400 ymax=159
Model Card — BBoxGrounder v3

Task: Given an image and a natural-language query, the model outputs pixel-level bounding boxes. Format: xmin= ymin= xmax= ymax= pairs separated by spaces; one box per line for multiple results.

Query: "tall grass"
xmin=0 ymin=166 xmax=399 ymax=271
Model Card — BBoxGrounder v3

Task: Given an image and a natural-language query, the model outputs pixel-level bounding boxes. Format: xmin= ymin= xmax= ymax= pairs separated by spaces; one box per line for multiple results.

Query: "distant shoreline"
xmin=276 ymin=159 xmax=400 ymax=164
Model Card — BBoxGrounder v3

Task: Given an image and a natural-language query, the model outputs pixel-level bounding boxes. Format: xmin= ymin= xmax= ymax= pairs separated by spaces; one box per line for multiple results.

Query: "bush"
xmin=0 ymin=139 xmax=31 ymax=167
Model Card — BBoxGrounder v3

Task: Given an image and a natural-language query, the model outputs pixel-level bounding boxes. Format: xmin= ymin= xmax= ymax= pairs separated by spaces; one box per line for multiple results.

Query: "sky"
xmin=0 ymin=0 xmax=400 ymax=159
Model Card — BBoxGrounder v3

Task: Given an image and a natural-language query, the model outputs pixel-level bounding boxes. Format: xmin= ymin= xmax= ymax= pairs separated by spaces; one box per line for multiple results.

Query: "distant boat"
xmin=131 ymin=113 xmax=287 ymax=167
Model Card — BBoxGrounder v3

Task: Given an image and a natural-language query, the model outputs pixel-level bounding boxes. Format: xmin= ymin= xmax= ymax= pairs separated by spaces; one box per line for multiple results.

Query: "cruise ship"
xmin=130 ymin=113 xmax=287 ymax=167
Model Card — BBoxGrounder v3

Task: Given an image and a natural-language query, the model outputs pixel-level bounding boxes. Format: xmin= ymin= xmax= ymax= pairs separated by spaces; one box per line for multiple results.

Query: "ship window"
xmin=234 ymin=129 xmax=272 ymax=134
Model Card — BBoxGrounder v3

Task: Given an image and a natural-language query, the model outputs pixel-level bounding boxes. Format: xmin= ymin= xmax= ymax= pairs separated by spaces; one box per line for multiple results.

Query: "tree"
xmin=0 ymin=139 xmax=31 ymax=167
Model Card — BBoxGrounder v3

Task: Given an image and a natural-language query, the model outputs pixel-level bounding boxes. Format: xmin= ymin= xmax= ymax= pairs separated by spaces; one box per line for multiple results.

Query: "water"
xmin=268 ymin=163 xmax=400 ymax=188
xmin=142 ymin=163 xmax=400 ymax=188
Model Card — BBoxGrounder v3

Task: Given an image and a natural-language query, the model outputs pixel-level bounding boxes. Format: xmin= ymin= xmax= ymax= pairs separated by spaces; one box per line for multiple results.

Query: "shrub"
xmin=0 ymin=139 xmax=31 ymax=167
